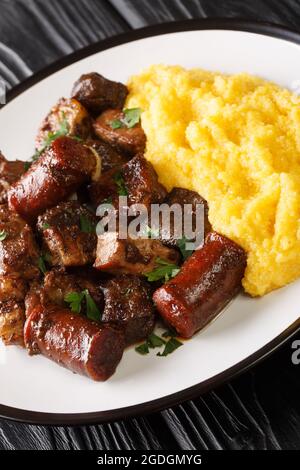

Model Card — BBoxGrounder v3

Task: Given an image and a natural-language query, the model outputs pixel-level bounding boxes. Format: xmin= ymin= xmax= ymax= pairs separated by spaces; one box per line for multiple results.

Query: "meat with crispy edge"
xmin=102 ymin=275 xmax=155 ymax=345
xmin=71 ymin=72 xmax=128 ymax=115
xmin=89 ymin=154 xmax=167 ymax=210
xmin=159 ymin=187 xmax=211 ymax=249
xmin=35 ymin=98 xmax=92 ymax=151
xmin=93 ymin=109 xmax=146 ymax=156
xmin=0 ymin=152 xmax=26 ymax=204
xmin=0 ymin=205 xmax=40 ymax=345
xmin=25 ymin=268 xmax=104 ymax=318
xmin=8 ymin=136 xmax=101 ymax=223
xmin=94 ymin=231 xmax=180 ymax=276
xmin=37 ymin=201 xmax=98 ymax=267
xmin=153 ymin=232 xmax=247 ymax=338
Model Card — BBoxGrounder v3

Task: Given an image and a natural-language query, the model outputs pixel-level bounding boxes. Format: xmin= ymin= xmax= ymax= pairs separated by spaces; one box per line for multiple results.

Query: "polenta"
xmin=127 ymin=64 xmax=300 ymax=297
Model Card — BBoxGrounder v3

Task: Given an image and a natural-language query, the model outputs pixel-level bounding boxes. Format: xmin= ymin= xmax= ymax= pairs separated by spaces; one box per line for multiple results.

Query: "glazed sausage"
xmin=24 ymin=304 xmax=125 ymax=381
xmin=8 ymin=136 xmax=101 ymax=223
xmin=153 ymin=232 xmax=247 ymax=338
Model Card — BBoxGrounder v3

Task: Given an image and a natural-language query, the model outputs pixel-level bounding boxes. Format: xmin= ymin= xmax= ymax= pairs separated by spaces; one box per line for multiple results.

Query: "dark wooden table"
xmin=0 ymin=0 xmax=300 ymax=450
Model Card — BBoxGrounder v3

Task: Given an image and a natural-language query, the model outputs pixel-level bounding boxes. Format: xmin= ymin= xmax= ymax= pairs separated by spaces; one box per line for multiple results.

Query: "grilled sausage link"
xmin=153 ymin=232 xmax=247 ymax=338
xmin=8 ymin=136 xmax=101 ymax=223
xmin=24 ymin=304 xmax=125 ymax=381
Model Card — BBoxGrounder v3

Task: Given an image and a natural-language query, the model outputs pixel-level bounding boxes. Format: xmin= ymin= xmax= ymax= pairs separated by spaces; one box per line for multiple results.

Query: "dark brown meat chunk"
xmin=37 ymin=201 xmax=97 ymax=267
xmin=94 ymin=231 xmax=180 ymax=276
xmin=35 ymin=98 xmax=92 ymax=151
xmin=25 ymin=268 xmax=104 ymax=318
xmin=0 ymin=152 xmax=26 ymax=203
xmin=159 ymin=187 xmax=211 ymax=248
xmin=0 ymin=301 xmax=25 ymax=346
xmin=85 ymin=139 xmax=128 ymax=173
xmin=122 ymin=154 xmax=167 ymax=209
xmin=153 ymin=232 xmax=247 ymax=338
xmin=71 ymin=72 xmax=128 ymax=115
xmin=0 ymin=205 xmax=39 ymax=279
xmin=24 ymin=304 xmax=125 ymax=381
xmin=8 ymin=136 xmax=101 ymax=223
xmin=93 ymin=109 xmax=146 ymax=156
xmin=0 ymin=276 xmax=27 ymax=303
xmin=102 ymin=275 xmax=155 ymax=345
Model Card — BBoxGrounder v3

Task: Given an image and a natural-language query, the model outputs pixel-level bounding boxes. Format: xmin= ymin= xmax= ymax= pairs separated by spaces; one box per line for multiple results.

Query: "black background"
xmin=0 ymin=0 xmax=300 ymax=450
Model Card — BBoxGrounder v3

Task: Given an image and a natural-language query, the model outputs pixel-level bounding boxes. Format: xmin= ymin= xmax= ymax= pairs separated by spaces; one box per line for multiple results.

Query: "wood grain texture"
xmin=0 ymin=0 xmax=300 ymax=451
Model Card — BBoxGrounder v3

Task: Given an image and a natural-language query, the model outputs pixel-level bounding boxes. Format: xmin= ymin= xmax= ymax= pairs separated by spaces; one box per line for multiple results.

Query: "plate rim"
xmin=1 ymin=18 xmax=300 ymax=425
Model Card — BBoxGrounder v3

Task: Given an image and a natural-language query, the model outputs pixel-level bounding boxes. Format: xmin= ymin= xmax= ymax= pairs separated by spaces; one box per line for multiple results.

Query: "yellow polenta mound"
xmin=127 ymin=64 xmax=300 ymax=297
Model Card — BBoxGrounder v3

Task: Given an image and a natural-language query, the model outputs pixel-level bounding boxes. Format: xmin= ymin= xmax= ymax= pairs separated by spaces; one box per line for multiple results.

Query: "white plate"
xmin=1 ymin=20 xmax=300 ymax=425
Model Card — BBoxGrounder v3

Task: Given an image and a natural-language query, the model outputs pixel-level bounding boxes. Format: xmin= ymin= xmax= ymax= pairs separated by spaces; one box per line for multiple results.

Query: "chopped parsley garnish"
xmin=162 ymin=328 xmax=177 ymax=338
xmin=0 ymin=230 xmax=7 ymax=241
xmin=110 ymin=107 xmax=142 ymax=130
xmin=135 ymin=342 xmax=149 ymax=355
xmin=42 ymin=223 xmax=50 ymax=230
xmin=38 ymin=255 xmax=48 ymax=275
xmin=113 ymin=171 xmax=128 ymax=196
xmin=24 ymin=161 xmax=32 ymax=171
xmin=144 ymin=257 xmax=180 ymax=282
xmin=64 ymin=291 xmax=84 ymax=313
xmin=64 ymin=289 xmax=101 ymax=321
xmin=84 ymin=289 xmax=101 ymax=321
xmin=157 ymin=337 xmax=183 ymax=357
xmin=135 ymin=331 xmax=182 ymax=357
xmin=80 ymin=214 xmax=95 ymax=233
xmin=177 ymin=236 xmax=194 ymax=261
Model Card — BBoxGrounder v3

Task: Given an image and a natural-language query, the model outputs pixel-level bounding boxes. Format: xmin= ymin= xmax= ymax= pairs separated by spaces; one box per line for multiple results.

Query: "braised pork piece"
xmin=102 ymin=275 xmax=155 ymax=345
xmin=35 ymin=98 xmax=92 ymax=151
xmin=0 ymin=205 xmax=40 ymax=345
xmin=93 ymin=109 xmax=146 ymax=156
xmin=0 ymin=70 xmax=247 ymax=381
xmin=94 ymin=231 xmax=180 ymax=276
xmin=37 ymin=201 xmax=98 ymax=267
xmin=72 ymin=72 xmax=128 ymax=115
xmin=0 ymin=152 xmax=26 ymax=203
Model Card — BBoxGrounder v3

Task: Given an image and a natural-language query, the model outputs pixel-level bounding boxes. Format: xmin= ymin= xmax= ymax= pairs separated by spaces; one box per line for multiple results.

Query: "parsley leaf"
xmin=110 ymin=119 xmax=123 ymax=129
xmin=157 ymin=337 xmax=183 ymax=357
xmin=38 ymin=255 xmax=48 ymax=275
xmin=80 ymin=214 xmax=95 ymax=233
xmin=135 ymin=342 xmax=150 ymax=355
xmin=123 ymin=108 xmax=142 ymax=128
xmin=144 ymin=257 xmax=180 ymax=282
xmin=83 ymin=289 xmax=101 ymax=321
xmin=135 ymin=331 xmax=182 ymax=357
xmin=0 ymin=230 xmax=7 ymax=242
xmin=64 ymin=291 xmax=84 ymax=314
xmin=162 ymin=328 xmax=177 ymax=338
xmin=113 ymin=171 xmax=128 ymax=196
xmin=64 ymin=289 xmax=101 ymax=321
xmin=110 ymin=108 xmax=142 ymax=130
xmin=147 ymin=333 xmax=166 ymax=348
xmin=42 ymin=223 xmax=50 ymax=230
xmin=177 ymin=236 xmax=194 ymax=261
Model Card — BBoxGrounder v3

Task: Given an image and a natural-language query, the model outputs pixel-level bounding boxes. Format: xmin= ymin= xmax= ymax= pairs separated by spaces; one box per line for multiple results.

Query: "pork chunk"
xmin=93 ymin=109 xmax=146 ymax=156
xmin=94 ymin=231 xmax=180 ymax=276
xmin=0 ymin=152 xmax=26 ymax=203
xmin=102 ymin=275 xmax=155 ymax=345
xmin=35 ymin=98 xmax=92 ymax=151
xmin=0 ymin=205 xmax=39 ymax=280
xmin=0 ymin=301 xmax=25 ymax=346
xmin=37 ymin=202 xmax=98 ymax=267
xmin=71 ymin=72 xmax=128 ymax=115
